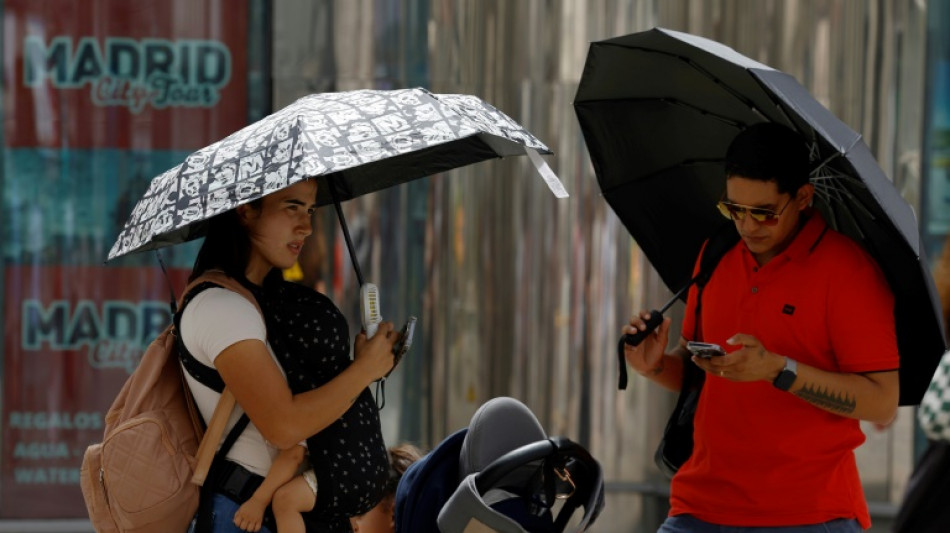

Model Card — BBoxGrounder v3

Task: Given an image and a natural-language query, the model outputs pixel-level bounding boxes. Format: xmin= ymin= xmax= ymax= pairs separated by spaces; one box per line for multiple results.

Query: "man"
xmin=624 ymin=123 xmax=899 ymax=532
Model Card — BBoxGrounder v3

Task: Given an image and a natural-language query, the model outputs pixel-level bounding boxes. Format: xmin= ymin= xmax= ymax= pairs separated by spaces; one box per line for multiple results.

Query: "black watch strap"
xmin=772 ymin=357 xmax=798 ymax=391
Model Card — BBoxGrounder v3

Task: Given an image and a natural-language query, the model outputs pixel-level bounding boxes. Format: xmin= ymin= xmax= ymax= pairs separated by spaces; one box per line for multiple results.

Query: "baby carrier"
xmin=181 ymin=273 xmax=389 ymax=532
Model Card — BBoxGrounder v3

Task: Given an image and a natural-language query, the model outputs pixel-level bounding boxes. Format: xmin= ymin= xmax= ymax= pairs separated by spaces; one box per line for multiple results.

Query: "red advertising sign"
xmin=4 ymin=0 xmax=249 ymax=150
xmin=1 ymin=266 xmax=191 ymax=517
xmin=1 ymin=0 xmax=253 ymax=519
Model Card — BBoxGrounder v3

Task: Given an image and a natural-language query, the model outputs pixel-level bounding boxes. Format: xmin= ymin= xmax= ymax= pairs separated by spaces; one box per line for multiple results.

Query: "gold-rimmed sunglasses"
xmin=716 ymin=197 xmax=792 ymax=226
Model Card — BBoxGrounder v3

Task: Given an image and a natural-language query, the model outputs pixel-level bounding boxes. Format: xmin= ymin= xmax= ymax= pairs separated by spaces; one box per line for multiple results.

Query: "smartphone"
xmin=686 ymin=341 xmax=726 ymax=359
xmin=392 ymin=316 xmax=417 ymax=366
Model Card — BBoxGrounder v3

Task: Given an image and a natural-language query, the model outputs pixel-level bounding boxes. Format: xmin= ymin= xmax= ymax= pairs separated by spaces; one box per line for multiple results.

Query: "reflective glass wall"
xmin=271 ymin=1 xmax=932 ymax=531
xmin=0 ymin=0 xmax=270 ymax=524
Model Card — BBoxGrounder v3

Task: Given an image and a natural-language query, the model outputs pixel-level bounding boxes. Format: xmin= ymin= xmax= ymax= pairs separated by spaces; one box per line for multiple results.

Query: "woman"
xmin=181 ymin=179 xmax=398 ymax=532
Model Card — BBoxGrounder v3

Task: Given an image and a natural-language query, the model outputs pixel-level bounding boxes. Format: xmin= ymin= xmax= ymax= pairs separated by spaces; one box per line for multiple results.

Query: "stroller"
xmin=394 ymin=397 xmax=605 ymax=532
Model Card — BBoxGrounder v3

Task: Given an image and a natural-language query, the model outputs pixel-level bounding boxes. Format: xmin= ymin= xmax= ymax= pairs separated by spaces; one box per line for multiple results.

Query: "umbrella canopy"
xmin=574 ymin=27 xmax=945 ymax=405
xmin=109 ymin=88 xmax=562 ymax=262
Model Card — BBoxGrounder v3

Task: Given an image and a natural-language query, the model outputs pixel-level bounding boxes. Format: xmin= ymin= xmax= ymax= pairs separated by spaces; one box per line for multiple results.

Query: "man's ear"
xmin=797 ymin=183 xmax=815 ymax=209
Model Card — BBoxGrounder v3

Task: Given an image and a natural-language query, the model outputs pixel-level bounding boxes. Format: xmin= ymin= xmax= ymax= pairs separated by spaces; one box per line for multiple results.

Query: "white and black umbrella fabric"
xmin=108 ymin=87 xmax=564 ymax=282
xmin=574 ymin=28 xmax=945 ymax=405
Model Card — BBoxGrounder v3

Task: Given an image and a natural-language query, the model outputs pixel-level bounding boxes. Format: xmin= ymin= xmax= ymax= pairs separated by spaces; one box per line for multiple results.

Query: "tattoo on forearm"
xmin=650 ymin=358 xmax=665 ymax=376
xmin=794 ymin=383 xmax=856 ymax=414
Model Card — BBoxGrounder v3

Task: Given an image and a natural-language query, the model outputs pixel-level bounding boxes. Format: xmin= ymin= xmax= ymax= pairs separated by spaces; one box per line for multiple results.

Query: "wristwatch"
xmin=772 ymin=357 xmax=798 ymax=391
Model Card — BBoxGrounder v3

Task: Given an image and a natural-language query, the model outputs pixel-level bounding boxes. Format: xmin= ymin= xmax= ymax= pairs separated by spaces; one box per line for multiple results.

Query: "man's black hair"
xmin=724 ymin=122 xmax=811 ymax=195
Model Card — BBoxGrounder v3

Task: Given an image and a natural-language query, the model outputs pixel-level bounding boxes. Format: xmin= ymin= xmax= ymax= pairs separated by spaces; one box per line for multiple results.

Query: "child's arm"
xmin=233 ymin=444 xmax=307 ymax=532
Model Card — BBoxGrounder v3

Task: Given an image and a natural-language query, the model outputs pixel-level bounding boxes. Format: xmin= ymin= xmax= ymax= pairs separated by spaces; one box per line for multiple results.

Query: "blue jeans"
xmin=186 ymin=493 xmax=275 ymax=533
xmin=658 ymin=514 xmax=862 ymax=533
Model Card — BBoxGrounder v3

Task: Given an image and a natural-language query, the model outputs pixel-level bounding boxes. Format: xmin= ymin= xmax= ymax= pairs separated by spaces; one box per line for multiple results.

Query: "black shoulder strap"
xmin=694 ymin=222 xmax=740 ymax=291
xmin=691 ymin=222 xmax=740 ymax=339
xmin=175 ymin=281 xmax=234 ymax=393
xmin=680 ymin=222 xmax=740 ymax=393
xmin=173 ymin=280 xmax=253 ymax=452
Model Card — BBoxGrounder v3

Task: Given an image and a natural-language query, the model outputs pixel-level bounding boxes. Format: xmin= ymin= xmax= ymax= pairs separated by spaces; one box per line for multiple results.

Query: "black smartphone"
xmin=686 ymin=341 xmax=726 ymax=359
xmin=392 ymin=316 xmax=417 ymax=365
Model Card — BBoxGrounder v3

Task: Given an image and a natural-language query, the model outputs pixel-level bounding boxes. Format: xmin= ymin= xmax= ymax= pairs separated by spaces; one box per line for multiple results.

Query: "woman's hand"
xmin=353 ymin=322 xmax=398 ymax=382
xmin=622 ymin=311 xmax=672 ymax=377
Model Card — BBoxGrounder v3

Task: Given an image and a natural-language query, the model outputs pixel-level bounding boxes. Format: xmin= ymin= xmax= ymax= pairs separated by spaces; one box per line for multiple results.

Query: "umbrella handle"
xmin=616 ymin=310 xmax=663 ymax=390
xmin=623 ymin=310 xmax=664 ymax=346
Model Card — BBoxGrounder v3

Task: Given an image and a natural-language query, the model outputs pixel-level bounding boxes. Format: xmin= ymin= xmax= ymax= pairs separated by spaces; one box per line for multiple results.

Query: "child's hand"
xmin=233 ymin=497 xmax=267 ymax=532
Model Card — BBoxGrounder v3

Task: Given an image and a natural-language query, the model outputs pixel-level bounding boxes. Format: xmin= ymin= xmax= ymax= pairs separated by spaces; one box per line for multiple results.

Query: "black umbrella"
xmin=108 ymin=88 xmax=565 ymax=285
xmin=573 ymin=27 xmax=945 ymax=405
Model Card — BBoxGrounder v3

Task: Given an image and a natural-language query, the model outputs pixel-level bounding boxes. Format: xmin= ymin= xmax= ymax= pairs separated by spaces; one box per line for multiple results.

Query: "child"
xmin=232 ymin=444 xmax=317 ymax=533
xmin=233 ymin=443 xmax=422 ymax=533
xmin=350 ymin=443 xmax=423 ymax=533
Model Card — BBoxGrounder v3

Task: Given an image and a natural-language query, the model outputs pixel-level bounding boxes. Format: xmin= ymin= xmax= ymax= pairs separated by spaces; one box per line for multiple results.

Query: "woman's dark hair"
xmin=189 ymin=199 xmax=261 ymax=283
xmin=724 ymin=122 xmax=811 ymax=195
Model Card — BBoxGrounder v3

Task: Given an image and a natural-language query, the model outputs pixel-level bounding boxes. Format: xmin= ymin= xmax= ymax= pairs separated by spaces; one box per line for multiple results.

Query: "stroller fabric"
xmin=395 ymin=429 xmax=467 ymax=531
xmin=395 ymin=397 xmax=604 ymax=532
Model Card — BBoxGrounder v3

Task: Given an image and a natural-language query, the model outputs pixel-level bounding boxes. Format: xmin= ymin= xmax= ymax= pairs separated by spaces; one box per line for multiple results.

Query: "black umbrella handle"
xmin=624 ymin=310 xmax=664 ymax=346
xmin=616 ymin=310 xmax=664 ymax=390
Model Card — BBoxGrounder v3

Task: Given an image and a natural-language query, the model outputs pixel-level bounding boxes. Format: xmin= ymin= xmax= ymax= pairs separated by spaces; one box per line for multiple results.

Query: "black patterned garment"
xmin=246 ymin=278 xmax=389 ymax=531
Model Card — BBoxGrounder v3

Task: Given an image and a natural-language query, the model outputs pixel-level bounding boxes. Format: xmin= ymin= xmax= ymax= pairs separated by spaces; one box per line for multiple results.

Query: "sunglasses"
xmin=716 ymin=197 xmax=792 ymax=226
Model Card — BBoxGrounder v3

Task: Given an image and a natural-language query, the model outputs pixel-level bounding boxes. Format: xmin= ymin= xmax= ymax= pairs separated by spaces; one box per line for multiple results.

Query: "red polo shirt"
xmin=672 ymin=211 xmax=898 ymax=529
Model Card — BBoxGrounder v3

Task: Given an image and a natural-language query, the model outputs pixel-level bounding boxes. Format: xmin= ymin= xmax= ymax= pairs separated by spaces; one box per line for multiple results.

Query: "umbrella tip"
xmin=525 ymin=148 xmax=569 ymax=198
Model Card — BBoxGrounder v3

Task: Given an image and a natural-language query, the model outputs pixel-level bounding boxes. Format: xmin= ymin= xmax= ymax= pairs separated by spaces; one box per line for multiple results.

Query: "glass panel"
xmin=0 ymin=0 xmax=266 ymax=518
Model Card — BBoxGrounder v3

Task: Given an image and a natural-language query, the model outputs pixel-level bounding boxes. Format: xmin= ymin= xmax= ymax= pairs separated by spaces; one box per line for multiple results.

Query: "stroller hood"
xmin=395 ymin=397 xmax=605 ymax=532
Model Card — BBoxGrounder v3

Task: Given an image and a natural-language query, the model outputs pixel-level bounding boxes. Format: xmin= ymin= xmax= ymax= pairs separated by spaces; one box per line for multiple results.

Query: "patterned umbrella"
xmin=108 ymin=88 xmax=563 ymax=266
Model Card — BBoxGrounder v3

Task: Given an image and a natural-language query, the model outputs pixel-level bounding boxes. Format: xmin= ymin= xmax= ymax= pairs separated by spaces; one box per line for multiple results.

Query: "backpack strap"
xmin=651 ymin=223 xmax=738 ymax=477
xmin=682 ymin=222 xmax=740 ymax=382
xmin=690 ymin=222 xmax=740 ymax=341
xmin=172 ymin=271 xmax=265 ymax=487
xmin=174 ymin=281 xmax=231 ymax=393
xmin=174 ymin=272 xmax=264 ymax=392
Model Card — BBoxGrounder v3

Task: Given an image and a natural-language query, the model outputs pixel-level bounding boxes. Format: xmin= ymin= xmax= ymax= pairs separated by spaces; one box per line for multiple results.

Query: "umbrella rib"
xmin=601 ymin=158 xmax=724 ymax=194
xmin=621 ymin=46 xmax=776 ymax=121
xmin=811 ymin=166 xmax=874 ymax=240
xmin=579 ymin=96 xmax=748 ymax=129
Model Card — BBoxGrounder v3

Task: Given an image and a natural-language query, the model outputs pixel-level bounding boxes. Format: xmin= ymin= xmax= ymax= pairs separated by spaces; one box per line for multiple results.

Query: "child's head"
xmin=351 ymin=443 xmax=423 ymax=533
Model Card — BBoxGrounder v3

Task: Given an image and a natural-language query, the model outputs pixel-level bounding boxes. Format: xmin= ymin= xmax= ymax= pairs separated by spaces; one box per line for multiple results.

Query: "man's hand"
xmin=690 ymin=333 xmax=784 ymax=382
xmin=622 ymin=311 xmax=672 ymax=377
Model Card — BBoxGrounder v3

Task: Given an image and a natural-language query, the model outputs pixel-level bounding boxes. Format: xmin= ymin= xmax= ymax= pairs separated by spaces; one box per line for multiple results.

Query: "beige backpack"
xmin=79 ymin=272 xmax=255 ymax=532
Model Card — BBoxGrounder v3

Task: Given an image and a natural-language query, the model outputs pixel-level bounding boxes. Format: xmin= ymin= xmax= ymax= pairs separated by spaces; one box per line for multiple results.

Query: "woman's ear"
xmin=235 ymin=203 xmax=255 ymax=226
